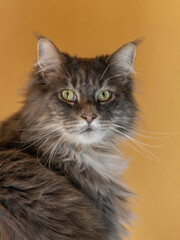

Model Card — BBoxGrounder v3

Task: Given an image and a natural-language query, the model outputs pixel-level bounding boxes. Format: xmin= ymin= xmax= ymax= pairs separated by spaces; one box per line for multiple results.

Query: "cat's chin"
xmin=75 ymin=130 xmax=105 ymax=145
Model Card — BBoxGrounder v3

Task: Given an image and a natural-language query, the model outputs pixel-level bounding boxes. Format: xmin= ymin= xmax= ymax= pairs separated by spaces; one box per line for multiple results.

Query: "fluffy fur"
xmin=0 ymin=36 xmax=139 ymax=240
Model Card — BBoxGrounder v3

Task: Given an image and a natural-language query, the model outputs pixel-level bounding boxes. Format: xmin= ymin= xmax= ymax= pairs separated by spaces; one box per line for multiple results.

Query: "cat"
xmin=0 ymin=36 xmax=139 ymax=240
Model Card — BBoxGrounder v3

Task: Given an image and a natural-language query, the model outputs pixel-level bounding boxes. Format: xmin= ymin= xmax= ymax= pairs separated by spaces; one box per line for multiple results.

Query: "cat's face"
xmin=24 ymin=38 xmax=138 ymax=146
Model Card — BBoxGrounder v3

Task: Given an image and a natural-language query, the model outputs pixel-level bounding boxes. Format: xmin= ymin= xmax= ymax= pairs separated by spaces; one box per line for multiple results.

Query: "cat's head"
xmin=23 ymin=37 xmax=139 ymax=146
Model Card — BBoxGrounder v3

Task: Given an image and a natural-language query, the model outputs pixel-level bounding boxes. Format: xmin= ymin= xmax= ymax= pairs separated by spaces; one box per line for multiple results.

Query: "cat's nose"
xmin=81 ymin=114 xmax=97 ymax=123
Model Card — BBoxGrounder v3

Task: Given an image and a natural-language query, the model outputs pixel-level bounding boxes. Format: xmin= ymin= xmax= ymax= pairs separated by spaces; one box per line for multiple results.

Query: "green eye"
xmin=97 ymin=90 xmax=111 ymax=102
xmin=61 ymin=90 xmax=77 ymax=102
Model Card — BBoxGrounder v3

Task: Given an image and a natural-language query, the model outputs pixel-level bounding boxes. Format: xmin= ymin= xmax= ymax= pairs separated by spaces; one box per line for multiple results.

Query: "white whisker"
xmin=108 ymin=126 xmax=171 ymax=174
xmin=99 ymin=65 xmax=109 ymax=81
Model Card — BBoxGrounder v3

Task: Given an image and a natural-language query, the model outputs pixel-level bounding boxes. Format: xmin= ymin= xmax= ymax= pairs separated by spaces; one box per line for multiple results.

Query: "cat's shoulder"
xmin=0 ymin=149 xmax=105 ymax=240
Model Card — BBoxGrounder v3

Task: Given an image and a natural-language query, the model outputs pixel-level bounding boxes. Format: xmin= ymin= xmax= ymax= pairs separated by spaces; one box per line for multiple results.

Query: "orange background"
xmin=0 ymin=1 xmax=180 ymax=239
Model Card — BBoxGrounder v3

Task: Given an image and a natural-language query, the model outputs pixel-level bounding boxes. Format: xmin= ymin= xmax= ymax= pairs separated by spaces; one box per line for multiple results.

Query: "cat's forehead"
xmin=64 ymin=55 xmax=108 ymax=92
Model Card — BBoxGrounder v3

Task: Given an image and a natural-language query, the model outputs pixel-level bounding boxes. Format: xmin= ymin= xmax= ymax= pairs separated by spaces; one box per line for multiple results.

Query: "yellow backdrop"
xmin=0 ymin=1 xmax=180 ymax=239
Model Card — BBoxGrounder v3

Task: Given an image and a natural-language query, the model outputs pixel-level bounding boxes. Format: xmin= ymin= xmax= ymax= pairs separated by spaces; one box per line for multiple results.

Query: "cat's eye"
xmin=61 ymin=90 xmax=77 ymax=102
xmin=97 ymin=90 xmax=111 ymax=102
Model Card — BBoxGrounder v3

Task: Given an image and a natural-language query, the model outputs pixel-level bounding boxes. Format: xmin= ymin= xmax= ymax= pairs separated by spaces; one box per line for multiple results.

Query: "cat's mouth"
xmin=80 ymin=127 xmax=94 ymax=134
xmin=75 ymin=125 xmax=105 ymax=144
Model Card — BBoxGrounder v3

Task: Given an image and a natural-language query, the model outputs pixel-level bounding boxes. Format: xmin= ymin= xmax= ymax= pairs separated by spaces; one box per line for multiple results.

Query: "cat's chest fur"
xmin=52 ymin=143 xmax=132 ymax=239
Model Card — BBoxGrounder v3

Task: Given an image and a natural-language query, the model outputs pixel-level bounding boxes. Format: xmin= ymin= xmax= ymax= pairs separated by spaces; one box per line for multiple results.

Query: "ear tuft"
xmin=131 ymin=37 xmax=144 ymax=47
xmin=33 ymin=32 xmax=45 ymax=41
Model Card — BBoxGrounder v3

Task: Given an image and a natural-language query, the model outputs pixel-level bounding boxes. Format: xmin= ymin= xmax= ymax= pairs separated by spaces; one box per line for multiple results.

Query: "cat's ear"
xmin=37 ymin=37 xmax=65 ymax=80
xmin=108 ymin=39 xmax=141 ymax=75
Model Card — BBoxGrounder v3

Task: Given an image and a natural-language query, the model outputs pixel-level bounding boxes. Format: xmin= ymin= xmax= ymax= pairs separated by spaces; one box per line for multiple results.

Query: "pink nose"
xmin=81 ymin=114 xmax=97 ymax=123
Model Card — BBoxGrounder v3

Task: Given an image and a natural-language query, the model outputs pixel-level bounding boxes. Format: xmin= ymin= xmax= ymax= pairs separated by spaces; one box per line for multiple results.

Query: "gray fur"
xmin=0 ymin=37 xmax=139 ymax=240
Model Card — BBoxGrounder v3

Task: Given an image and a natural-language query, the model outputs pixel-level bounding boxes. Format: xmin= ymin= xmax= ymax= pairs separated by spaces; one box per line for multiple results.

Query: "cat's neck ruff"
xmin=59 ymin=140 xmax=129 ymax=182
xmin=57 ymin=139 xmax=133 ymax=240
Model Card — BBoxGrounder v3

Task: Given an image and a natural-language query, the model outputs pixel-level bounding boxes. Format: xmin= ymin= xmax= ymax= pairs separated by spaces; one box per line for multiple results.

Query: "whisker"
xmin=113 ymin=120 xmax=179 ymax=136
xmin=109 ymin=127 xmax=171 ymax=174
xmin=61 ymin=62 xmax=72 ymax=78
xmin=106 ymin=130 xmax=149 ymax=159
xmin=99 ymin=65 xmax=109 ymax=81
xmin=103 ymin=73 xmax=125 ymax=83
xmin=111 ymin=126 xmax=164 ymax=148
